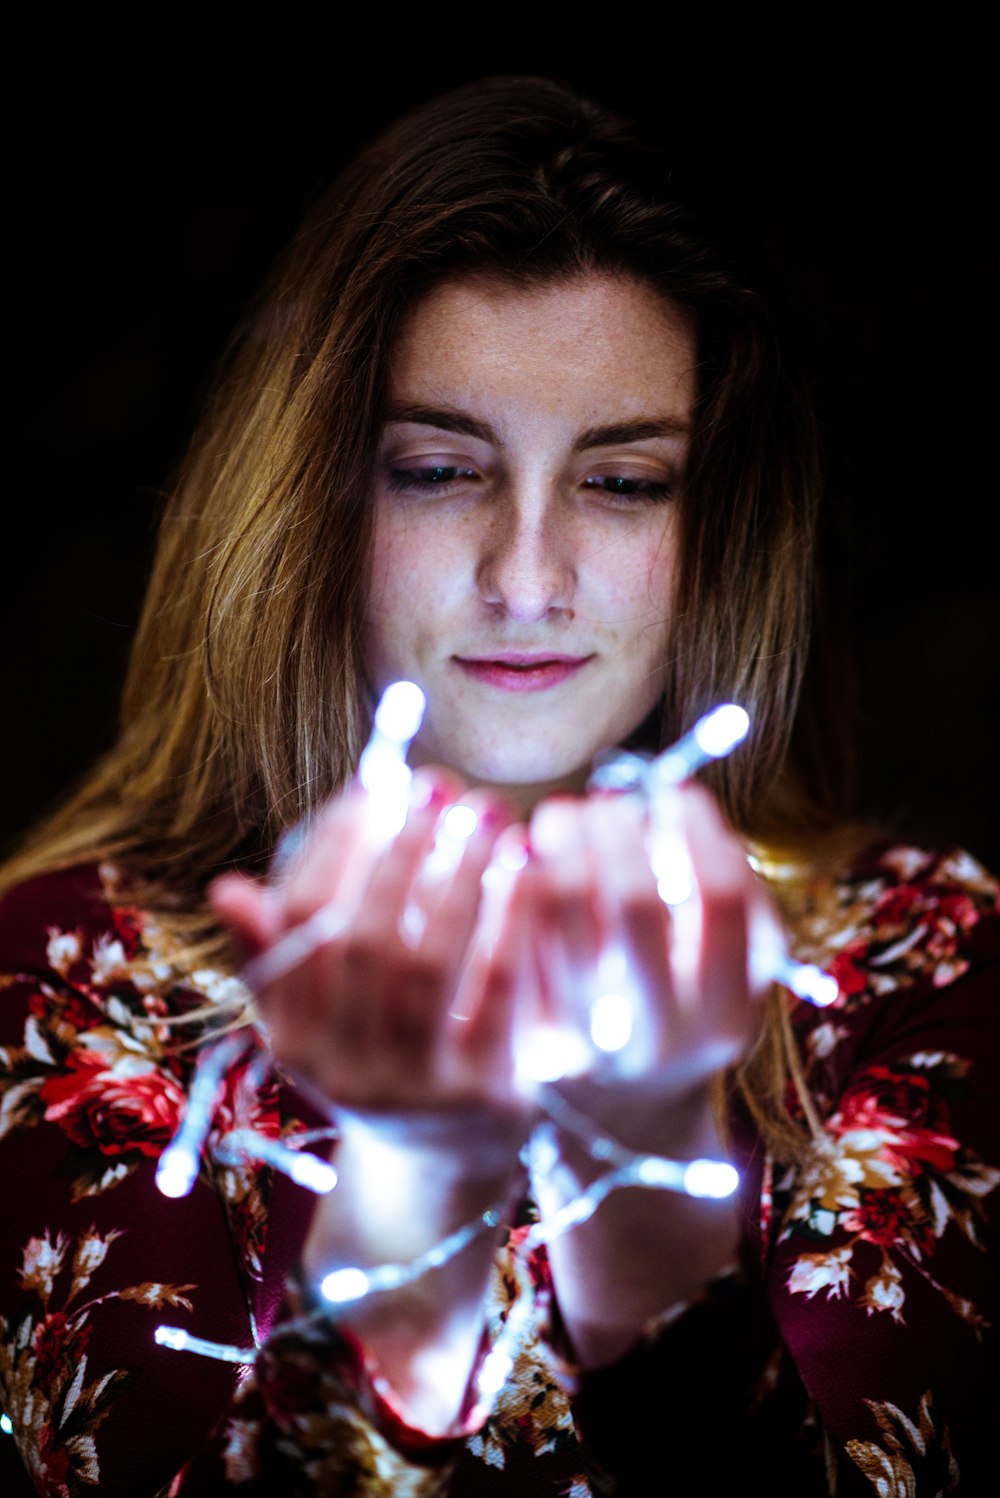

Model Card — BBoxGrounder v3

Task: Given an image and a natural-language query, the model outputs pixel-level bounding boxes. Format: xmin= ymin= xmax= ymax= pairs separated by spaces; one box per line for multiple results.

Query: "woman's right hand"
xmin=211 ymin=771 xmax=527 ymax=1115
xmin=208 ymin=771 xmax=534 ymax=1431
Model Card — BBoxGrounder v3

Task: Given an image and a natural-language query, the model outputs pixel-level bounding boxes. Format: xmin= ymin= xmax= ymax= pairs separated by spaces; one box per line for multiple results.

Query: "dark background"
xmin=5 ymin=31 xmax=997 ymax=868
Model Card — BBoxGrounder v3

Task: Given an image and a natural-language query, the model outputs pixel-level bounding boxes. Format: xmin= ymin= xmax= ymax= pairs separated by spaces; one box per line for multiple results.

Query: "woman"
xmin=1 ymin=76 xmax=997 ymax=1496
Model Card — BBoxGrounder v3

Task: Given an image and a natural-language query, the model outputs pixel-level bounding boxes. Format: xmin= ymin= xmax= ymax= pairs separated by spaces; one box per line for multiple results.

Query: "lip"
xmin=454 ymin=653 xmax=593 ymax=692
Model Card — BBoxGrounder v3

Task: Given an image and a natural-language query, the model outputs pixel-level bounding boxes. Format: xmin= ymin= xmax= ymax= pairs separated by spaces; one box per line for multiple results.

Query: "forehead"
xmin=388 ymin=272 xmax=697 ymax=424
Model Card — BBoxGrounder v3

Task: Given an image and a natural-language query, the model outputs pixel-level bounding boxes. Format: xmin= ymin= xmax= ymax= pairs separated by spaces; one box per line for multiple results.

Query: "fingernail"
xmin=476 ymin=799 xmax=512 ymax=833
xmin=480 ymin=828 xmax=531 ymax=895
xmin=409 ymin=769 xmax=452 ymax=810
xmin=495 ymin=827 xmax=531 ymax=870
xmin=530 ymin=799 xmax=579 ymax=856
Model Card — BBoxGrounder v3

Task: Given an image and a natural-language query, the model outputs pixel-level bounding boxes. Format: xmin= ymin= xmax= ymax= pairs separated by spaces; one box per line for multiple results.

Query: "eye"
xmin=386 ymin=464 xmax=479 ymax=494
xmin=583 ymin=475 xmax=674 ymax=504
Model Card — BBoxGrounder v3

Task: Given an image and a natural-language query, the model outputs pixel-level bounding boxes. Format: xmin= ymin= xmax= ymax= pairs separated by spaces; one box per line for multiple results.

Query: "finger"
xmin=351 ymin=771 xmax=463 ymax=943
xmin=680 ymin=783 xmax=754 ymax=1051
xmin=280 ymin=767 xmax=463 ymax=930
xmin=281 ymin=783 xmax=372 ymax=928
xmin=270 ymin=773 xmax=456 ymax=1064
xmin=581 ymin=795 xmax=677 ymax=1059
xmin=529 ymin=797 xmax=601 ymax=1029
xmin=208 ymin=872 xmax=283 ymax=963
xmin=416 ymin=793 xmax=514 ymax=972
xmin=362 ymin=795 xmax=512 ymax=1060
xmin=582 ymin=795 xmax=671 ymax=979
xmin=458 ymin=833 xmax=536 ymax=1087
xmin=209 ymin=871 xmax=329 ymax=1068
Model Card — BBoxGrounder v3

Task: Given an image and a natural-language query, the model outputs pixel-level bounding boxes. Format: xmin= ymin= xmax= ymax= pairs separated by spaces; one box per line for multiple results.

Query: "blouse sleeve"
xmin=0 ymin=866 xmax=476 ymax=1496
xmin=766 ymin=952 xmax=1000 ymax=1495
xmin=565 ymin=852 xmax=1000 ymax=1497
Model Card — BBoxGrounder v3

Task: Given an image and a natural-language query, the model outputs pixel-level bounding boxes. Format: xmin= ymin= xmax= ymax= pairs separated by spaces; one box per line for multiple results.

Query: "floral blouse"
xmin=0 ymin=848 xmax=998 ymax=1496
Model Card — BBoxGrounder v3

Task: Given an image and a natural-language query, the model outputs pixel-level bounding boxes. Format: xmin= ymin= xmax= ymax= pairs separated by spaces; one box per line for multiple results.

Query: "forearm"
xmin=534 ymin=1086 xmax=741 ymax=1367
xmin=298 ymin=1111 xmax=526 ymax=1432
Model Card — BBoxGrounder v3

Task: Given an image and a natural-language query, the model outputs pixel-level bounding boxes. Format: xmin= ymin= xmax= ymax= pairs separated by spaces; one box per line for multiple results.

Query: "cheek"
xmin=364 ymin=510 xmax=464 ymax=656
xmin=600 ymin=518 xmax=676 ymax=634
xmin=368 ymin=508 xmax=432 ymax=604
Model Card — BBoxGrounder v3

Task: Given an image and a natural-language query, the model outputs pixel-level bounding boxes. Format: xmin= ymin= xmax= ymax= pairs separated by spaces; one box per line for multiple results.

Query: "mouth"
xmin=454 ymin=653 xmax=594 ymax=692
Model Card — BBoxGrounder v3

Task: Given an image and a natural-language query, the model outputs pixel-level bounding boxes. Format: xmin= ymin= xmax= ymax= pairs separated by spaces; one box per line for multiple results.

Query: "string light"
xmin=240 ymin=682 xmax=427 ymax=993
xmin=155 ymin=1096 xmax=738 ymax=1366
xmin=153 ymin=693 xmax=819 ymax=1380
xmin=588 ymin=944 xmax=640 ymax=1057
xmin=591 ymin=703 xmax=840 ymax=1010
xmin=319 ymin=1204 xmax=502 ymax=1306
xmin=472 ymin=1296 xmax=533 ymax=1404
xmin=156 ymin=1035 xmax=338 ymax=1201
xmin=515 ymin=1025 xmax=591 ymax=1086
xmin=215 ymin=1128 xmax=338 ymax=1193
xmin=155 ymin=1032 xmax=252 ymax=1198
xmin=358 ymin=680 xmax=427 ymax=843
xmin=644 ymin=703 xmax=749 ymax=915
xmin=241 ymin=689 xmax=837 ymax=1084
xmin=532 ymin=1082 xmax=738 ymax=1199
xmin=579 ymin=705 xmax=745 ymax=1077
xmin=155 ymin=1325 xmax=256 ymax=1364
xmin=649 ymin=702 xmax=751 ymax=788
xmin=774 ymin=956 xmax=839 ymax=1008
xmin=401 ymin=801 xmax=481 ymax=946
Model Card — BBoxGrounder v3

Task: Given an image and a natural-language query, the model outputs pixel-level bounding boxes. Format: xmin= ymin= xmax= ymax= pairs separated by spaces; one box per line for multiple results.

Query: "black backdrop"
xmin=6 ymin=30 xmax=997 ymax=868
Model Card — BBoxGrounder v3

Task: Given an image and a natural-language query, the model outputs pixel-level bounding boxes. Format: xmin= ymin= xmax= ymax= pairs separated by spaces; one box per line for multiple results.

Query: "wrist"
xmin=333 ymin=1101 xmax=530 ymax=1177
xmin=535 ymin=1079 xmax=727 ymax=1187
xmin=294 ymin=1194 xmax=509 ymax=1435
xmin=276 ymin=1283 xmax=491 ymax=1452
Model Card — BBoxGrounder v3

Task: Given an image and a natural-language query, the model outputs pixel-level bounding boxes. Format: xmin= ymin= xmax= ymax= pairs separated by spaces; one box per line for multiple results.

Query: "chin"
xmin=457 ymin=749 xmax=593 ymax=799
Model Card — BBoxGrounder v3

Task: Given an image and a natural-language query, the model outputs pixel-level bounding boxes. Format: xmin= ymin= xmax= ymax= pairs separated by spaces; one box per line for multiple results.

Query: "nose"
xmin=476 ymin=489 xmax=576 ymax=622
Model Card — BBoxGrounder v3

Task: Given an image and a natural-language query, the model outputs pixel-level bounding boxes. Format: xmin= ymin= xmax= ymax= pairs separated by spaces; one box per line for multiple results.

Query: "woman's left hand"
xmin=521 ymin=782 xmax=774 ymax=1366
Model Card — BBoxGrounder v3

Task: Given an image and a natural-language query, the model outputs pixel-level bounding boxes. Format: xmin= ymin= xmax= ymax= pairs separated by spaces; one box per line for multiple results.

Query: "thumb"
xmin=208 ymin=872 xmax=283 ymax=967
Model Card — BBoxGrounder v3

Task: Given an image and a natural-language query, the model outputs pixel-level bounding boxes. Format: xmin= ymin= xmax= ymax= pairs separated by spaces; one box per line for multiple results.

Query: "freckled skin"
xmin=364 ymin=273 xmax=698 ymax=813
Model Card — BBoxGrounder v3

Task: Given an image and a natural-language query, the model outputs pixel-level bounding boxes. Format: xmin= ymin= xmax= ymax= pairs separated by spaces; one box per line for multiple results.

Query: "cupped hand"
xmin=524 ymin=781 xmax=775 ymax=1152
xmin=520 ymin=781 xmax=775 ymax=1365
xmin=209 ymin=770 xmax=534 ymax=1134
xmin=209 ymin=769 xmax=544 ymax=1429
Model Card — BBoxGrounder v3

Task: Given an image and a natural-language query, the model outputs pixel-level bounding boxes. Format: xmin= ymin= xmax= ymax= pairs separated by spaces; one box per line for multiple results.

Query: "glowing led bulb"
xmin=359 ymin=680 xmax=427 ymax=842
xmin=648 ymin=702 xmax=751 ymax=789
xmin=588 ymin=945 xmax=638 ymax=1054
xmin=442 ymin=803 xmax=478 ymax=840
xmin=373 ymin=680 xmax=426 ymax=742
xmin=778 ymin=958 xmax=839 ymax=1008
xmin=155 ymin=1033 xmax=252 ymax=1200
xmin=516 ymin=1025 xmax=590 ymax=1085
xmin=286 ymin=1152 xmax=339 ymax=1193
xmin=651 ymin=841 xmax=695 ymax=905
xmin=155 ymin=1326 xmax=190 ymax=1351
xmin=216 ymin=1128 xmax=339 ymax=1194
xmin=749 ymin=909 xmax=841 ymax=1010
xmin=155 ymin=1145 xmax=200 ymax=1199
xmin=589 ymin=991 xmax=634 ymax=1052
xmin=321 ymin=1267 xmax=371 ymax=1304
xmin=682 ymin=1158 xmax=740 ymax=1198
xmin=476 ymin=1344 xmax=514 ymax=1399
xmin=692 ymin=704 xmax=750 ymax=760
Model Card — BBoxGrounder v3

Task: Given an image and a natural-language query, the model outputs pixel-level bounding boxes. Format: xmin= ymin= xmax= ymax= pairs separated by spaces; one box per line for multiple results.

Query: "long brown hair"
xmin=2 ymin=77 xmax=858 ymax=1151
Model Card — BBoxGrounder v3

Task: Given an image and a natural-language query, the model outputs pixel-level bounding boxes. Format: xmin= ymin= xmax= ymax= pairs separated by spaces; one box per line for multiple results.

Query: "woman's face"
xmin=364 ymin=271 xmax=697 ymax=810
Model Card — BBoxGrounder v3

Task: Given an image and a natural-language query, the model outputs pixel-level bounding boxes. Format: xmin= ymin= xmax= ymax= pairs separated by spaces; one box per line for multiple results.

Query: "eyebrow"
xmin=385 ymin=404 xmax=494 ymax=444
xmin=575 ymin=418 xmax=689 ymax=449
xmin=384 ymin=404 xmax=689 ymax=450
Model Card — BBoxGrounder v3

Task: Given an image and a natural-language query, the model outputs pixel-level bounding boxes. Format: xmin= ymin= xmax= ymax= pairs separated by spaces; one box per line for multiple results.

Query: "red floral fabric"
xmin=0 ymin=849 xmax=998 ymax=1495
